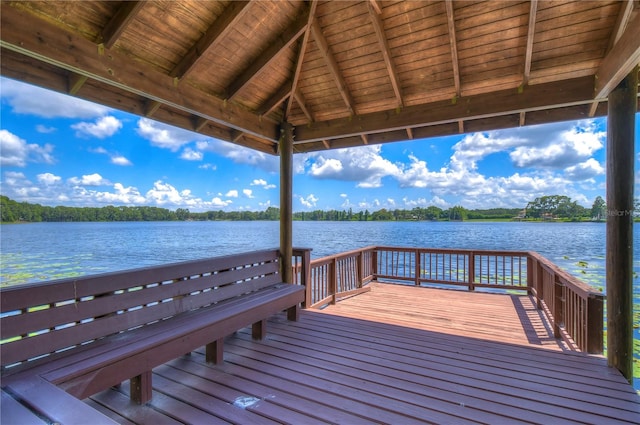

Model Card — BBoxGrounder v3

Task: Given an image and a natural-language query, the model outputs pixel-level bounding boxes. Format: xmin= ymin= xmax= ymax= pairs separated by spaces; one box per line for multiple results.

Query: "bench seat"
xmin=1 ymin=249 xmax=310 ymax=422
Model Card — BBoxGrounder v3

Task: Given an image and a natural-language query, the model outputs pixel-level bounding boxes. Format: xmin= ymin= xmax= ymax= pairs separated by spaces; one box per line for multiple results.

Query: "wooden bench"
xmin=1 ymin=248 xmax=309 ymax=423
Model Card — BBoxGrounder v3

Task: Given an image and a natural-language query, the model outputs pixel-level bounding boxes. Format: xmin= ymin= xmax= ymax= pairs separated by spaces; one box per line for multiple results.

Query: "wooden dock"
xmin=86 ymin=283 xmax=640 ymax=424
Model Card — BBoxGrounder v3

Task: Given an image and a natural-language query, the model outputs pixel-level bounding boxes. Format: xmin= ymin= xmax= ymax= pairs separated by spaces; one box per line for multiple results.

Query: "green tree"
xmin=591 ymin=196 xmax=606 ymax=221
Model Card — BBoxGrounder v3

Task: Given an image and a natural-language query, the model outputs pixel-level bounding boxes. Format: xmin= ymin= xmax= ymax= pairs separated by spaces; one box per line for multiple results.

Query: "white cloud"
xmin=211 ymin=197 xmax=233 ymax=207
xmin=198 ymin=163 xmax=217 ymax=170
xmin=509 ymin=121 xmax=604 ymax=169
xmin=564 ymin=158 xmax=604 ymax=181
xmin=243 ymin=189 xmax=254 ymax=198
xmin=136 ymin=118 xmax=196 ymax=151
xmin=0 ymin=77 xmax=110 ymax=118
xmin=299 ymin=194 xmax=319 ymax=208
xmin=180 ymin=148 xmax=203 ymax=161
xmin=250 ymin=179 xmax=276 ymax=189
xmin=225 ymin=190 xmax=239 ymax=198
xmin=111 ymin=155 xmax=133 ymax=166
xmin=306 ymin=145 xmax=400 ymax=188
xmin=36 ymin=125 xmax=56 ymax=134
xmin=37 ymin=173 xmax=61 ymax=185
xmin=72 ymin=116 xmax=122 ymax=139
xmin=197 ymin=140 xmax=279 ymax=172
xmin=68 ymin=173 xmax=110 ymax=186
xmin=0 ymin=130 xmax=55 ymax=166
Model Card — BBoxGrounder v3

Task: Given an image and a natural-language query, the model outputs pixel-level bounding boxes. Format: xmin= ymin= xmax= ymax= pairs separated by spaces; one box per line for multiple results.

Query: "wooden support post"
xmin=287 ymin=304 xmax=300 ymax=321
xmin=606 ymin=66 xmax=637 ymax=382
xmin=252 ymin=319 xmax=267 ymax=340
xmin=414 ymin=249 xmax=421 ymax=286
xmin=206 ymin=338 xmax=224 ymax=364
xmin=357 ymin=252 xmax=364 ymax=288
xmin=586 ymin=295 xmax=604 ymax=354
xmin=280 ymin=122 xmax=293 ymax=284
xmin=468 ymin=252 xmax=475 ymax=291
xmin=130 ymin=371 xmax=152 ymax=404
xmin=329 ymin=258 xmax=337 ymax=304
xmin=553 ymin=277 xmax=564 ymax=339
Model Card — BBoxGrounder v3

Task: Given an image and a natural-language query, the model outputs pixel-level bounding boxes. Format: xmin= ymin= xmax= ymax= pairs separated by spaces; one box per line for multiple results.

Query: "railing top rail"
xmin=527 ymin=251 xmax=604 ymax=299
xmin=309 ymin=246 xmax=377 ymax=265
xmin=373 ymin=246 xmax=530 ymax=257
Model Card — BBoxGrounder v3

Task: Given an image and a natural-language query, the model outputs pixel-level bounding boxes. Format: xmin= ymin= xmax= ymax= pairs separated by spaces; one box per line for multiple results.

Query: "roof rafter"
xmin=367 ymin=0 xmax=403 ymax=107
xmin=0 ymin=5 xmax=279 ymax=143
xmin=523 ymin=0 xmax=538 ymax=86
xmin=310 ymin=19 xmax=356 ymax=115
xmin=294 ymin=76 xmax=596 ymax=143
xmin=444 ymin=0 xmax=461 ymax=96
xmin=226 ymin=6 xmax=310 ymax=100
xmin=257 ymin=80 xmax=292 ymax=116
xmin=99 ymin=1 xmax=144 ymax=49
xmin=285 ymin=0 xmax=318 ymax=120
xmin=590 ymin=0 xmax=636 ymax=115
xmin=171 ymin=1 xmax=251 ymax=80
xmin=594 ymin=10 xmax=640 ymax=99
xmin=294 ymin=89 xmax=314 ymax=122
xmin=68 ymin=73 xmax=87 ymax=95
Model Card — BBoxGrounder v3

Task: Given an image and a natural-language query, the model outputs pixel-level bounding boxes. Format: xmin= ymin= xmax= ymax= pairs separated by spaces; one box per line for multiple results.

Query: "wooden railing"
xmin=297 ymin=246 xmax=604 ymax=354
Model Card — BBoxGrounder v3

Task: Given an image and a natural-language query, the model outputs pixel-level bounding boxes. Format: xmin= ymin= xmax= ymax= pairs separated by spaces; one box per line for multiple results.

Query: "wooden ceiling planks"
xmin=1 ymin=0 xmax=638 ymax=154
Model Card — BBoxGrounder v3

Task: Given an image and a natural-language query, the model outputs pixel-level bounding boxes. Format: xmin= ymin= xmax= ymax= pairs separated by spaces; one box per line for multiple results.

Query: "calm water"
xmin=1 ymin=221 xmax=639 ymax=390
xmin=0 ymin=220 xmax=638 ymax=289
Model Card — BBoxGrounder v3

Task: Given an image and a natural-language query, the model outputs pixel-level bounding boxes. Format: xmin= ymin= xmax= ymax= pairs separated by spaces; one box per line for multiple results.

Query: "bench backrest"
xmin=1 ymin=249 xmax=283 ymax=370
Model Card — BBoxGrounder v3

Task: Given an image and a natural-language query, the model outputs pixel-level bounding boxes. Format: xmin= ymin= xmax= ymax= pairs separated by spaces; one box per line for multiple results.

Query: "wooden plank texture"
xmin=86 ymin=283 xmax=640 ymax=424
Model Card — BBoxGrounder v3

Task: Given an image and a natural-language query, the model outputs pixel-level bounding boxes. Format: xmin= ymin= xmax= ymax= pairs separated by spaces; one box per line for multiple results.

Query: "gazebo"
xmin=1 ymin=0 xmax=639 ymax=421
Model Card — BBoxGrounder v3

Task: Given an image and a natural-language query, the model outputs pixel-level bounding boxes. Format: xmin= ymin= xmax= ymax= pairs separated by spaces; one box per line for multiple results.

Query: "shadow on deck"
xmin=87 ymin=283 xmax=640 ymax=424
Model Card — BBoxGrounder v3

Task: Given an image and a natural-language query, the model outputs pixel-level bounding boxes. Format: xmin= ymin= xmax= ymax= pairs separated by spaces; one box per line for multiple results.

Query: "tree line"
xmin=1 ymin=195 xmax=635 ymax=223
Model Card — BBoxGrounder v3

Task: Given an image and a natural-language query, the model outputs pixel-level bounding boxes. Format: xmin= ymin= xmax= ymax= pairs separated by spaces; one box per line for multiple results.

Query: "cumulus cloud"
xmin=250 ymin=179 xmax=276 ymax=189
xmin=68 ymin=173 xmax=110 ymax=186
xmin=306 ymin=145 xmax=400 ymax=188
xmin=508 ymin=121 xmax=604 ymax=169
xmin=180 ymin=148 xmax=203 ymax=161
xmin=37 ymin=173 xmax=61 ymax=185
xmin=136 ymin=118 xmax=196 ymax=151
xmin=196 ymin=140 xmax=279 ymax=173
xmin=225 ymin=190 xmax=239 ymax=198
xmin=111 ymin=155 xmax=133 ymax=166
xmin=299 ymin=194 xmax=319 ymax=208
xmin=564 ymin=158 xmax=604 ymax=181
xmin=72 ymin=116 xmax=122 ymax=139
xmin=243 ymin=189 xmax=254 ymax=198
xmin=36 ymin=125 xmax=56 ymax=134
xmin=0 ymin=130 xmax=55 ymax=166
xmin=0 ymin=77 xmax=110 ymax=118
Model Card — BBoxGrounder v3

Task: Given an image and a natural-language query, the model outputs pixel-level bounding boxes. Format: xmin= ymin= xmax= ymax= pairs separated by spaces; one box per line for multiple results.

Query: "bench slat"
xmin=1 ymin=389 xmax=47 ymax=425
xmin=4 ymin=376 xmax=118 ymax=425
xmin=1 ymin=260 xmax=279 ymax=339
xmin=1 ymin=249 xmax=281 ymax=310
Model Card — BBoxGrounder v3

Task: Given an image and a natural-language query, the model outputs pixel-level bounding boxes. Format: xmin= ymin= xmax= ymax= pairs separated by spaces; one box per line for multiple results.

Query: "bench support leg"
xmin=206 ymin=338 xmax=224 ymax=364
xmin=252 ymin=319 xmax=267 ymax=340
xmin=130 ymin=371 xmax=152 ymax=404
xmin=287 ymin=304 xmax=300 ymax=321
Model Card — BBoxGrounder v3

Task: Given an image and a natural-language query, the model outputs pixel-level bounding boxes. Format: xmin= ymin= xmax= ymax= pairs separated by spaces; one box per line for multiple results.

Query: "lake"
xmin=1 ymin=220 xmax=639 ymax=390
xmin=1 ymin=221 xmax=634 ymax=289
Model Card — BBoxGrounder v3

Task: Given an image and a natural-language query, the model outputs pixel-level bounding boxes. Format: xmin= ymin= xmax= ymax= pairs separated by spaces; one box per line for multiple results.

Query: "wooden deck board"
xmin=87 ymin=283 xmax=640 ymax=424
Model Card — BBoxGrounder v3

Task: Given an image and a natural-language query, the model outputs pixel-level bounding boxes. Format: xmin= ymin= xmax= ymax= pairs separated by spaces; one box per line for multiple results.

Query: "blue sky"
xmin=1 ymin=76 xmax=638 ymax=213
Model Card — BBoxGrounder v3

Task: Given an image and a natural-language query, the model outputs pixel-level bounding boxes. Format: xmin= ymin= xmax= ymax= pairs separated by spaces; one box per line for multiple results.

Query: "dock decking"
xmin=84 ymin=282 xmax=640 ymax=424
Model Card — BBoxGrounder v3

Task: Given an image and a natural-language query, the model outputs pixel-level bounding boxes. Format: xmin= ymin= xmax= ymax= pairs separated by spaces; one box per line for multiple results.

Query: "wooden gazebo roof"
xmin=1 ymin=0 xmax=639 ymax=155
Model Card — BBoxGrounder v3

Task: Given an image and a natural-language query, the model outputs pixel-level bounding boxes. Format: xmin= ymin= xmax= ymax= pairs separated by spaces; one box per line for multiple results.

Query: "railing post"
xmin=468 ymin=251 xmax=475 ymax=291
xmin=357 ymin=251 xmax=363 ymax=288
xmin=553 ymin=276 xmax=564 ymax=338
xmin=300 ymin=249 xmax=311 ymax=309
xmin=535 ymin=260 xmax=543 ymax=310
xmin=414 ymin=248 xmax=421 ymax=286
xmin=372 ymin=248 xmax=378 ymax=281
xmin=329 ymin=258 xmax=337 ymax=304
xmin=586 ymin=294 xmax=604 ymax=354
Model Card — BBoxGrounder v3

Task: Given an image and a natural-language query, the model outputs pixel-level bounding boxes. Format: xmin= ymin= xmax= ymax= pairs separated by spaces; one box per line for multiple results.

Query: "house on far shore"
xmin=513 ymin=209 xmax=527 ymax=221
